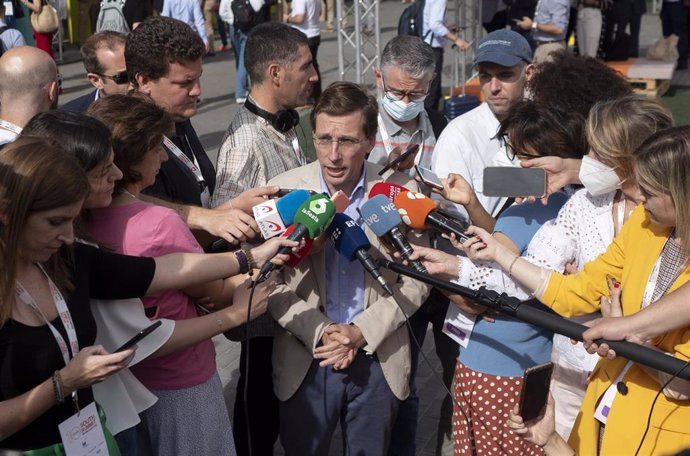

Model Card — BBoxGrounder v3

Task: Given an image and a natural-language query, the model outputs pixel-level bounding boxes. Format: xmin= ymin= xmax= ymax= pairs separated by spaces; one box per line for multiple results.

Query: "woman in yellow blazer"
xmin=461 ymin=126 xmax=690 ymax=456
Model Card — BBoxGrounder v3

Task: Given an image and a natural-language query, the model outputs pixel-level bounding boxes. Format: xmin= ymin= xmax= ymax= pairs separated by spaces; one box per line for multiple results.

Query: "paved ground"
xmin=56 ymin=5 xmax=683 ymax=455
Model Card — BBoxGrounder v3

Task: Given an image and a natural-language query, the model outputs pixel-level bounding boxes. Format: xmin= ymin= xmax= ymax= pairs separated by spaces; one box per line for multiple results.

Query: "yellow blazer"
xmin=542 ymin=205 xmax=690 ymax=456
xmin=267 ymin=161 xmax=431 ymax=401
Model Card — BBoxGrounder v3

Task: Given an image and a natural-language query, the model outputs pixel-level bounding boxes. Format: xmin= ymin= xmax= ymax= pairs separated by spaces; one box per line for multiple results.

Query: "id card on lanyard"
xmin=0 ymin=119 xmax=23 ymax=135
xmin=163 ymin=136 xmax=211 ymax=208
xmin=15 ymin=267 xmax=109 ymax=455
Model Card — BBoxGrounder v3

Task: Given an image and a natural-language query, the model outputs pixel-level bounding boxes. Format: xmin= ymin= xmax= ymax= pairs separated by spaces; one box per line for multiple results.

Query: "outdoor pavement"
xmin=56 ymin=4 xmax=684 ymax=455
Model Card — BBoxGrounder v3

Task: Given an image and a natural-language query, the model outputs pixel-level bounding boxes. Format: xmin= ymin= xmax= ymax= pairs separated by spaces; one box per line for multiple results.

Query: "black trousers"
xmin=426 ymin=47 xmax=444 ymax=111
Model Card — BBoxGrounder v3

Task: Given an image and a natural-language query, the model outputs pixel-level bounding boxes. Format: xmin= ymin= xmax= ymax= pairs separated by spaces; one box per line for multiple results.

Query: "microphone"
xmin=282 ymin=224 xmax=314 ymax=267
xmin=358 ymin=194 xmax=427 ymax=273
xmin=256 ymin=194 xmax=336 ymax=282
xmin=253 ymin=189 xmax=312 ymax=239
xmin=368 ymin=182 xmax=409 ymax=201
xmin=393 ymin=191 xmax=470 ymax=243
xmin=326 ymin=213 xmax=394 ymax=296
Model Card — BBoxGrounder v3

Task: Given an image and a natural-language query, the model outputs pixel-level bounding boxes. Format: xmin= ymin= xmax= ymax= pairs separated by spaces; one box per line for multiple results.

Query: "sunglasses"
xmin=98 ymin=71 xmax=130 ymax=85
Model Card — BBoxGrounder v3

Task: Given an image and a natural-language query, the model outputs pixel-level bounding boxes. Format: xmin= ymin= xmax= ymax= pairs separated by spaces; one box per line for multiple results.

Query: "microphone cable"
xmin=634 ymin=359 xmax=690 ymax=456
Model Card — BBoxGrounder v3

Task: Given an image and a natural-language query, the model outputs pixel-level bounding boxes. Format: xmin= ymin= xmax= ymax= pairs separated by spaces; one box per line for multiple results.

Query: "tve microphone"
xmin=282 ymin=225 xmax=314 ymax=267
xmin=368 ymin=182 xmax=409 ymax=201
xmin=327 ymin=213 xmax=394 ymax=296
xmin=393 ymin=191 xmax=470 ymax=243
xmin=358 ymin=194 xmax=427 ymax=273
xmin=253 ymin=189 xmax=312 ymax=239
xmin=256 ymin=194 xmax=336 ymax=282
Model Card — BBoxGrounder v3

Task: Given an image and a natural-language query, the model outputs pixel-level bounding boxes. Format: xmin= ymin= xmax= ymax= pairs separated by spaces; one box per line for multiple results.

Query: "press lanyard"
xmin=163 ymin=136 xmax=211 ymax=207
xmin=0 ymin=119 xmax=23 ymax=135
xmin=15 ymin=265 xmax=79 ymax=410
xmin=376 ymin=114 xmax=424 ymax=163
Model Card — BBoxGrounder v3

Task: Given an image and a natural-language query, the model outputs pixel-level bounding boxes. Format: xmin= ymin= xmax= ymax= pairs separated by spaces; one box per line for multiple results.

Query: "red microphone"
xmin=368 ymin=182 xmax=409 ymax=201
xmin=393 ymin=191 xmax=470 ymax=243
xmin=281 ymin=225 xmax=314 ymax=267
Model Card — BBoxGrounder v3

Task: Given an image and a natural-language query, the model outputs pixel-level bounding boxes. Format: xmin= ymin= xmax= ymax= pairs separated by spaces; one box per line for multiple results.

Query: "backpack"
xmin=397 ymin=0 xmax=429 ymax=39
xmin=96 ymin=0 xmax=130 ymax=34
xmin=232 ymin=0 xmax=264 ymax=33
xmin=0 ymin=26 xmax=8 ymax=57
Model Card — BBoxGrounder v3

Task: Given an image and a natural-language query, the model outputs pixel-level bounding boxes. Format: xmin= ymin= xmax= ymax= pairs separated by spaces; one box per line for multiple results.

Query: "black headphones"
xmin=244 ymin=98 xmax=300 ymax=133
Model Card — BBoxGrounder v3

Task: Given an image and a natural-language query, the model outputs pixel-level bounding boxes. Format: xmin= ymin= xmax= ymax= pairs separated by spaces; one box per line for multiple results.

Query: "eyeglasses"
xmin=56 ymin=73 xmax=63 ymax=88
xmin=381 ymin=76 xmax=429 ymax=102
xmin=98 ymin=71 xmax=130 ymax=85
xmin=500 ymin=135 xmax=542 ymax=162
xmin=313 ymin=135 xmax=363 ymax=150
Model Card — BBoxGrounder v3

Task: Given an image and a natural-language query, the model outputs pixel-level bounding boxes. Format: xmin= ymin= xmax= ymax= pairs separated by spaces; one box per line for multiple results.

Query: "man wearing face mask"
xmin=368 ymin=36 xmax=447 ymax=178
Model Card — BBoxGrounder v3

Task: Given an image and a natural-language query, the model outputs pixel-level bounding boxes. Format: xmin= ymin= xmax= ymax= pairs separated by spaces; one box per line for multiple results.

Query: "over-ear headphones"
xmin=244 ymin=98 xmax=300 ymax=133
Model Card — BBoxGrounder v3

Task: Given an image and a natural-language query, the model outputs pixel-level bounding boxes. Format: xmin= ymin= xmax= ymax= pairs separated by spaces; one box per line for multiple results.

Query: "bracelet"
xmin=242 ymin=242 xmax=257 ymax=274
xmin=234 ymin=249 xmax=249 ymax=275
xmin=52 ymin=370 xmax=64 ymax=404
xmin=507 ymin=255 xmax=520 ymax=278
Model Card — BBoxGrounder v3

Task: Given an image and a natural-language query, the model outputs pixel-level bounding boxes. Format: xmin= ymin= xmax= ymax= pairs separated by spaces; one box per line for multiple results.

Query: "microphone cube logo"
xmin=398 ymin=208 xmax=411 ymax=226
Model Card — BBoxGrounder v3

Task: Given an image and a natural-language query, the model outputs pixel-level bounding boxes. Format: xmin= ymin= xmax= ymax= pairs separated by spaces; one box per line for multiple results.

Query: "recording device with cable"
xmin=281 ymin=225 xmax=314 ymax=267
xmin=244 ymin=98 xmax=300 ymax=133
xmin=359 ymin=194 xmax=427 ymax=273
xmin=393 ymin=191 xmax=470 ymax=243
xmin=326 ymin=213 xmax=394 ymax=296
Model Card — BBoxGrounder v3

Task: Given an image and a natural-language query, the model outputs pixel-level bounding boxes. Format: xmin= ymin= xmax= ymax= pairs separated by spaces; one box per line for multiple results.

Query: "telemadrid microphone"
xmin=282 ymin=225 xmax=314 ymax=267
xmin=393 ymin=191 xmax=470 ymax=243
xmin=358 ymin=194 xmax=427 ymax=273
xmin=256 ymin=194 xmax=336 ymax=282
xmin=327 ymin=213 xmax=394 ymax=296
xmin=252 ymin=189 xmax=312 ymax=239
xmin=368 ymin=182 xmax=409 ymax=201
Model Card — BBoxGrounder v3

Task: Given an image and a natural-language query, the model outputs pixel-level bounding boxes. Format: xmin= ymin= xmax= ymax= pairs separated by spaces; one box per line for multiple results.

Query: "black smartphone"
xmin=415 ymin=165 xmax=444 ymax=191
xmin=114 ymin=321 xmax=163 ymax=353
xmin=378 ymin=130 xmax=424 ymax=175
xmin=482 ymin=167 xmax=547 ymax=198
xmin=517 ymin=362 xmax=554 ymax=422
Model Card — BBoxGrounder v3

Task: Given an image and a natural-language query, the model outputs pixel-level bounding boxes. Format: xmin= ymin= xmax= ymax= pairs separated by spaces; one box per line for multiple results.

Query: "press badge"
xmin=58 ymin=402 xmax=108 ymax=456
xmin=442 ymin=304 xmax=476 ymax=348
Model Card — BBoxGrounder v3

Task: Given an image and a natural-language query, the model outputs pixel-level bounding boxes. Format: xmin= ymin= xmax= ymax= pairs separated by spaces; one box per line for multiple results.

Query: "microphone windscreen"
xmin=276 ymin=189 xmax=312 ymax=224
xmin=292 ymin=194 xmax=336 ymax=238
xmin=393 ymin=191 xmax=437 ymax=230
xmin=282 ymin=225 xmax=314 ymax=267
xmin=368 ymin=182 xmax=409 ymax=201
xmin=359 ymin=194 xmax=403 ymax=237
xmin=327 ymin=213 xmax=371 ymax=261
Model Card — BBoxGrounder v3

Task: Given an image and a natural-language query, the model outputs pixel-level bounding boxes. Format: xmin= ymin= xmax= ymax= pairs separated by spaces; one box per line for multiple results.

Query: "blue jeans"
xmin=231 ymin=25 xmax=249 ymax=99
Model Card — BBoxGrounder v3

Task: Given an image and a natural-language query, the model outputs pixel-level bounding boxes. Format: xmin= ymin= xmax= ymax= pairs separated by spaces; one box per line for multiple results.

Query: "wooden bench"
xmin=605 ymin=58 xmax=676 ymax=97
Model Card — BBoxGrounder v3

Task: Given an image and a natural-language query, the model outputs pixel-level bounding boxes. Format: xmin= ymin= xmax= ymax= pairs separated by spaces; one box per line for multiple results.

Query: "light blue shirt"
xmin=161 ymin=0 xmax=208 ymax=44
xmin=532 ymin=0 xmax=570 ymax=42
xmin=319 ymin=166 xmax=367 ymax=324
xmin=423 ymin=0 xmax=450 ymax=48
xmin=0 ymin=19 xmax=26 ymax=50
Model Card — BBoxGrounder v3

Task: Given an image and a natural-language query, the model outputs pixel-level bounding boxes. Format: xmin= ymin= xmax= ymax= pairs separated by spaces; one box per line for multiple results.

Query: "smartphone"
xmin=414 ymin=165 xmax=445 ymax=191
xmin=275 ymin=188 xmax=316 ymax=198
xmin=517 ymin=362 xmax=554 ymax=422
xmin=378 ymin=130 xmax=424 ymax=175
xmin=482 ymin=167 xmax=547 ymax=198
xmin=114 ymin=321 xmax=163 ymax=353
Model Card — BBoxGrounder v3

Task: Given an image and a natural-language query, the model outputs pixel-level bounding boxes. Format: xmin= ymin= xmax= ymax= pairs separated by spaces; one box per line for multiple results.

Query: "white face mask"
xmin=381 ymin=95 xmax=425 ymax=122
xmin=578 ymin=155 xmax=621 ymax=196
xmin=492 ymin=149 xmax=521 ymax=167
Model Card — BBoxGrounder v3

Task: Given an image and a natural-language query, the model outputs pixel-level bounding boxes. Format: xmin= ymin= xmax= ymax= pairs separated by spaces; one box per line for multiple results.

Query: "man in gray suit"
xmin=268 ymin=81 xmax=430 ymax=455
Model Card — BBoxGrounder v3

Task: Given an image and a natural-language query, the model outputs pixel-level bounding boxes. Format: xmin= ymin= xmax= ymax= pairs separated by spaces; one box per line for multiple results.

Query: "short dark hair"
xmin=125 ymin=16 xmax=205 ymax=84
xmin=497 ymin=100 xmax=587 ymax=160
xmin=80 ymin=31 xmax=127 ymax=75
xmin=87 ymin=93 xmax=174 ymax=185
xmin=245 ymin=22 xmax=309 ymax=84
xmin=310 ymin=81 xmax=378 ymax=139
xmin=22 ymin=111 xmax=113 ymax=173
xmin=380 ymin=35 xmax=435 ymax=80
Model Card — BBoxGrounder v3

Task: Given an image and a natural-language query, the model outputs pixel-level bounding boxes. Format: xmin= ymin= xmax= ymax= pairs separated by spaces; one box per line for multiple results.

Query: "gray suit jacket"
xmin=267 ymin=161 xmax=431 ymax=401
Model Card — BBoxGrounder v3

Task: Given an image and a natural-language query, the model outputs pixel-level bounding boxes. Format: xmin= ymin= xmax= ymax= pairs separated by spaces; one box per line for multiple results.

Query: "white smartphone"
xmin=414 ymin=165 xmax=444 ymax=191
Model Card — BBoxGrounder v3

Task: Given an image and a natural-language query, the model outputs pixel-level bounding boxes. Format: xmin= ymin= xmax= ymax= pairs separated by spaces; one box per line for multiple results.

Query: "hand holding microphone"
xmin=393 ymin=191 xmax=470 ymax=243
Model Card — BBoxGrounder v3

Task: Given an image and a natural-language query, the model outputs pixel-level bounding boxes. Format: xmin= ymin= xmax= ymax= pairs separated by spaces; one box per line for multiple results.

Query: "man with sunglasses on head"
xmin=61 ymin=31 xmax=130 ymax=113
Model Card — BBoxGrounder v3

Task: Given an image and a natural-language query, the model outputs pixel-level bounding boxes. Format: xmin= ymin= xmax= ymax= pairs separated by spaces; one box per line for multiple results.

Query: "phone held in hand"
xmin=482 ymin=167 xmax=547 ymax=198
xmin=517 ymin=361 xmax=554 ymax=422
xmin=414 ymin=165 xmax=444 ymax=191
xmin=114 ymin=321 xmax=163 ymax=353
xmin=378 ymin=130 xmax=425 ymax=175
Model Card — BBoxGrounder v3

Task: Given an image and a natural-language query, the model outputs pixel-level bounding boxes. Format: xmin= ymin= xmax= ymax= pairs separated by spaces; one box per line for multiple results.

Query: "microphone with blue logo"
xmin=359 ymin=194 xmax=427 ymax=273
xmin=256 ymin=194 xmax=336 ymax=282
xmin=327 ymin=213 xmax=394 ymax=296
xmin=253 ymin=189 xmax=313 ymax=239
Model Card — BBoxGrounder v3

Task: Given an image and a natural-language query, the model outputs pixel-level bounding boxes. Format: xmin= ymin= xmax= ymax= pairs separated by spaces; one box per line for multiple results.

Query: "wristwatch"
xmin=532 ymin=21 xmax=538 ymax=31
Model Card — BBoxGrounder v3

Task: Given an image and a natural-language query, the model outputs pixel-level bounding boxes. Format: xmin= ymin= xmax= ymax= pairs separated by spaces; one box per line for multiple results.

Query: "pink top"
xmin=87 ymin=201 xmax=216 ymax=390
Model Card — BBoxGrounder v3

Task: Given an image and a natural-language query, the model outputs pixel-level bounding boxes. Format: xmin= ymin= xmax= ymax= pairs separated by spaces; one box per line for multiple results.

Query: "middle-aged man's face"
xmin=136 ymin=58 xmax=203 ymax=122
xmin=375 ymin=66 xmax=433 ymax=104
xmin=279 ymin=44 xmax=318 ymax=109
xmin=89 ymin=44 xmax=129 ymax=96
xmin=314 ymin=110 xmax=374 ymax=196
xmin=477 ymin=62 xmax=530 ymax=121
